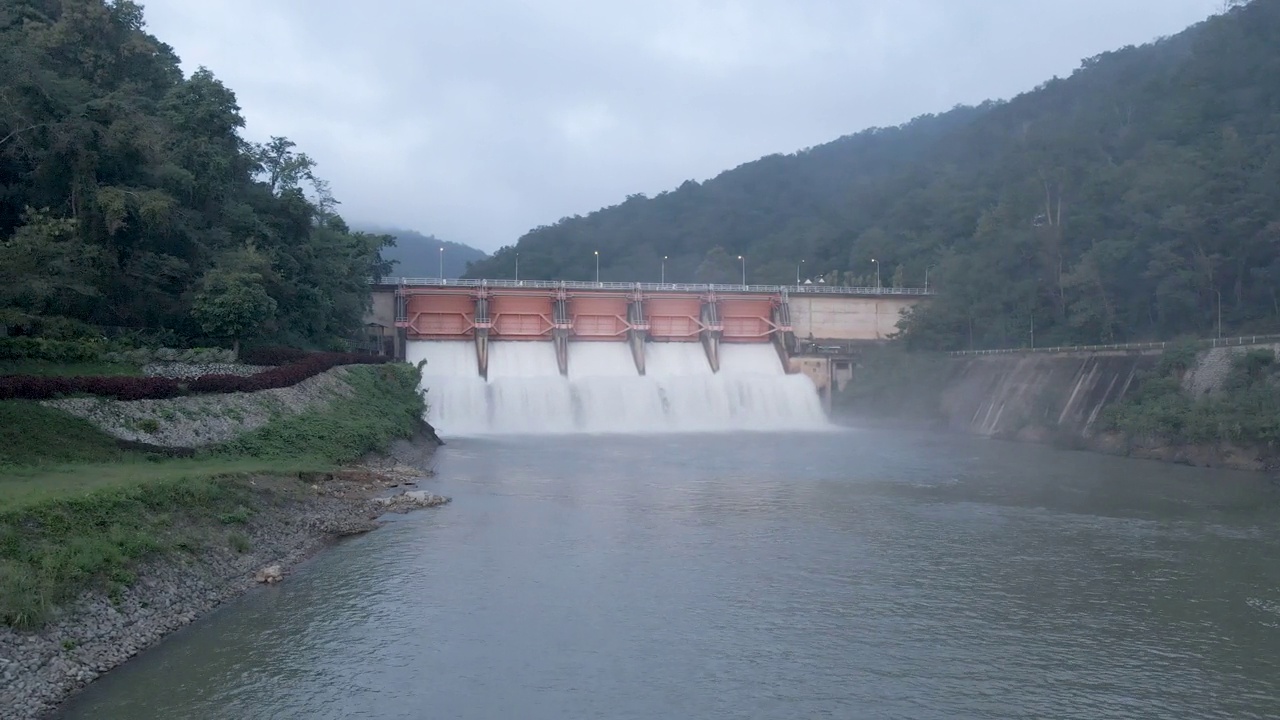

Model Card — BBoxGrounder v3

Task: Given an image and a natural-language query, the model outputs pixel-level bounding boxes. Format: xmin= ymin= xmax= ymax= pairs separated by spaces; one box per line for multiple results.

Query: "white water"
xmin=407 ymin=340 xmax=828 ymax=436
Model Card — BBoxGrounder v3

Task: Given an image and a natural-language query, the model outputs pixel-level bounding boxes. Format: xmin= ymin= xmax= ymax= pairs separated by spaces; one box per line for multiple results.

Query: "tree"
xmin=695 ymin=246 xmax=740 ymax=284
xmin=191 ymin=269 xmax=276 ymax=355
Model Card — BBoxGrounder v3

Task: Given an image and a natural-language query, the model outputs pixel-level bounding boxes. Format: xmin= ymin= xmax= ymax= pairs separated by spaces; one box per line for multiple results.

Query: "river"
xmin=60 ymin=428 xmax=1280 ymax=719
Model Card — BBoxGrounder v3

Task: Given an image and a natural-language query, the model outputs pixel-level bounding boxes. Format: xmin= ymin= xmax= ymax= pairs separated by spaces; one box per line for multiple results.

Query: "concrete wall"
xmin=365 ymin=290 xmax=397 ymax=330
xmin=790 ymin=296 xmax=920 ymax=341
xmin=935 ymin=352 xmax=1158 ymax=438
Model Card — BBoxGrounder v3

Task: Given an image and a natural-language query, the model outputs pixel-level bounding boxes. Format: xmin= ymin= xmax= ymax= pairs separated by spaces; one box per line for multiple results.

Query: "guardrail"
xmin=949 ymin=334 xmax=1280 ymax=357
xmin=372 ymin=277 xmax=932 ymax=296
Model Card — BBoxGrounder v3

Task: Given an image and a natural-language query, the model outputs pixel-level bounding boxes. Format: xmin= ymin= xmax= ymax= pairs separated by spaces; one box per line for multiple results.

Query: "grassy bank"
xmin=0 ymin=363 xmax=427 ymax=629
xmin=1103 ymin=347 xmax=1280 ymax=447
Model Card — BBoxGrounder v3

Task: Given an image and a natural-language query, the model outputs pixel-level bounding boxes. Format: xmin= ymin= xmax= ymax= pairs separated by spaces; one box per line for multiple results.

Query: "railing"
xmin=372 ymin=277 xmax=933 ymax=296
xmin=948 ymin=334 xmax=1280 ymax=357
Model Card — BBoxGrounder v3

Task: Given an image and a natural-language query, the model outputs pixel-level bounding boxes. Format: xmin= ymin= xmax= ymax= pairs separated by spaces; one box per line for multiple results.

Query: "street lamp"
xmin=871 ymin=258 xmax=880 ymax=289
xmin=594 ymin=250 xmax=600 ymax=284
xmin=1216 ymin=289 xmax=1222 ymax=339
xmin=925 ymin=265 xmax=934 ymax=292
xmin=796 ymin=259 xmax=805 ymax=285
xmin=438 ymin=247 xmax=444 ymax=282
xmin=515 ymin=252 xmax=519 ymax=282
xmin=738 ymin=255 xmax=745 ymax=286
xmin=661 ymin=255 xmax=667 ymax=285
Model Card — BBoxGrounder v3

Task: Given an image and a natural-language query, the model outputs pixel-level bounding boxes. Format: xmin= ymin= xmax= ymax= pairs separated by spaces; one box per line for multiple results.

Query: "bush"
xmin=0 ymin=351 xmax=392 ymax=400
xmin=0 ymin=337 xmax=104 ymax=363
xmin=240 ymin=346 xmax=309 ymax=366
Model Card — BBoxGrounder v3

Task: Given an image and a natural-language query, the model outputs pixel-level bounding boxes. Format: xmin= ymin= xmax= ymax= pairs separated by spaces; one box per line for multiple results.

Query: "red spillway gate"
xmin=719 ymin=297 xmax=782 ymax=342
xmin=569 ymin=295 xmax=631 ymax=340
xmin=645 ymin=295 xmax=705 ymax=341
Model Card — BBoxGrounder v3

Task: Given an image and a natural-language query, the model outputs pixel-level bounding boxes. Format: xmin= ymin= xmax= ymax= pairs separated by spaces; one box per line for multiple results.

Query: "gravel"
xmin=42 ymin=366 xmax=358 ymax=448
xmin=142 ymin=362 xmax=271 ymax=379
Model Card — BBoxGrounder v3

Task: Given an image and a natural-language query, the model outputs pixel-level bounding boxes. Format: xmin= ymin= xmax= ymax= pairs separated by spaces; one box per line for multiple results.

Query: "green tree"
xmin=695 ymin=246 xmax=740 ymax=284
xmin=191 ymin=269 xmax=276 ymax=355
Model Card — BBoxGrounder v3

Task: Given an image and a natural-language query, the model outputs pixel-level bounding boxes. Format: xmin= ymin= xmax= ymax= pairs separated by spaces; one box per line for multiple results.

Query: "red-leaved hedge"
xmin=0 ymin=352 xmax=392 ymax=401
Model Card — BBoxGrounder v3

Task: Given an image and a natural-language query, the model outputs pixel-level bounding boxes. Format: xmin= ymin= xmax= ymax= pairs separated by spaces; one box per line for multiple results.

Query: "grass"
xmin=0 ymin=359 xmax=142 ymax=377
xmin=1103 ymin=348 xmax=1280 ymax=445
xmin=0 ymin=362 xmax=426 ymax=629
xmin=0 ymin=401 xmax=130 ymax=467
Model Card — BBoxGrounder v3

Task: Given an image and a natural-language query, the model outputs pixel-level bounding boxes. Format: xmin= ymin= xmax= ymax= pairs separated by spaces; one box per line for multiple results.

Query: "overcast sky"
xmin=139 ymin=0 xmax=1221 ymax=252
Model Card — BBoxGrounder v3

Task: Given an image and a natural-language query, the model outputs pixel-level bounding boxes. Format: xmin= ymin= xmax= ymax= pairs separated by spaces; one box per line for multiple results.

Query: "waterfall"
xmin=408 ymin=340 xmax=828 ymax=436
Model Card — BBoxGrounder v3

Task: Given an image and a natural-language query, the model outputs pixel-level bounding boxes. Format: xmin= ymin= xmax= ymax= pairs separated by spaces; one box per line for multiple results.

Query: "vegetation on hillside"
xmin=1103 ymin=346 xmax=1280 ymax=446
xmin=357 ymin=226 xmax=489 ymax=279
xmin=467 ymin=1 xmax=1279 ymax=351
xmin=0 ymin=0 xmax=392 ymax=349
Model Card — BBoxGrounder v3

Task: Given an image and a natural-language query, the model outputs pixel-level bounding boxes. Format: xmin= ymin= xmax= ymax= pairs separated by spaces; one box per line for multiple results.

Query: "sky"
xmin=138 ymin=0 xmax=1223 ymax=252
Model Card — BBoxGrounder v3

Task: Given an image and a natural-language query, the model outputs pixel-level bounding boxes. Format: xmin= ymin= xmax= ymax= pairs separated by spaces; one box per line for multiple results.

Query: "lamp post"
xmin=925 ymin=265 xmax=934 ymax=292
xmin=738 ymin=255 xmax=745 ymax=286
xmin=594 ymin=250 xmax=600 ymax=284
xmin=1216 ymin=289 xmax=1222 ymax=339
xmin=438 ymin=247 xmax=444 ymax=282
xmin=515 ymin=252 xmax=519 ymax=282
xmin=871 ymin=258 xmax=880 ymax=289
xmin=661 ymin=256 xmax=667 ymax=285
xmin=797 ymin=259 xmax=804 ymax=285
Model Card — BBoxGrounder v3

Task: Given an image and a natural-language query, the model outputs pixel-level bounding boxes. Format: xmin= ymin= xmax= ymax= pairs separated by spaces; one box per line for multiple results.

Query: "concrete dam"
xmin=370 ymin=279 xmax=929 ymax=435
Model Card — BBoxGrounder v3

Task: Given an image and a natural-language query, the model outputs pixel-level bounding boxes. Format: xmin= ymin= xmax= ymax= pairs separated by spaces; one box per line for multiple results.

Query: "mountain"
xmin=466 ymin=0 xmax=1280 ymax=351
xmin=358 ymin=227 xmax=488 ymax=279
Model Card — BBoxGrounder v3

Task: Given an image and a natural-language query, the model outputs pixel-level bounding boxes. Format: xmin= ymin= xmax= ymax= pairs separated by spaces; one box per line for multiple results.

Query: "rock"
xmin=253 ymin=565 xmax=283 ymax=584
xmin=375 ymin=490 xmax=451 ymax=512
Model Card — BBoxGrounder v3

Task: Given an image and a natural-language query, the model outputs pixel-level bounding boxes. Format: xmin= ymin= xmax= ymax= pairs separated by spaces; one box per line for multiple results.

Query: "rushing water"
xmin=409 ymin=341 xmax=829 ymax=435
xmin=60 ymin=429 xmax=1280 ymax=719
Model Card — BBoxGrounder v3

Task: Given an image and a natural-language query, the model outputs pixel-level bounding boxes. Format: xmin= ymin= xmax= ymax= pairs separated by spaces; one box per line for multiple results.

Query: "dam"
xmin=370 ymin=279 xmax=930 ymax=434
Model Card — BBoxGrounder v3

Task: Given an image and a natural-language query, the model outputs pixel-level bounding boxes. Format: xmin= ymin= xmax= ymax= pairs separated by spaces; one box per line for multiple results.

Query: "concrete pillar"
xmin=700 ymin=295 xmax=722 ymax=373
xmin=627 ymin=295 xmax=647 ymax=375
xmin=772 ymin=295 xmax=794 ymax=372
xmin=553 ymin=295 xmax=570 ymax=376
xmin=474 ymin=294 xmax=490 ymax=379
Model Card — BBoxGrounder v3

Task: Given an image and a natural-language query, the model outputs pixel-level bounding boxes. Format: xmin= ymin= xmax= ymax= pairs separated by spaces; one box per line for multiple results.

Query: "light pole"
xmin=796 ymin=259 xmax=804 ymax=285
xmin=1216 ymin=289 xmax=1222 ymax=339
xmin=871 ymin=258 xmax=880 ymax=289
xmin=925 ymin=265 xmax=934 ymax=292
xmin=594 ymin=250 xmax=600 ymax=284
xmin=515 ymin=252 xmax=519 ymax=282
xmin=661 ymin=255 xmax=667 ymax=285
xmin=438 ymin=247 xmax=444 ymax=281
xmin=738 ymin=255 xmax=745 ymax=286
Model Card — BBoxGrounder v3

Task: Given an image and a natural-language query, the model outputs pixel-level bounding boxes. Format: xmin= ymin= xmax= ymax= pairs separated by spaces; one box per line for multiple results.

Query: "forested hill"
xmin=354 ymin=226 xmax=488 ymax=279
xmin=467 ymin=0 xmax=1280 ymax=351
xmin=0 ymin=0 xmax=393 ymax=349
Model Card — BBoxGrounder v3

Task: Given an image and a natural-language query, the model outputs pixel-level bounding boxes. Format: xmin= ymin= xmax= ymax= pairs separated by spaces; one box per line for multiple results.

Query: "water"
xmin=408 ymin=340 xmax=828 ymax=435
xmin=61 ymin=429 xmax=1280 ymax=719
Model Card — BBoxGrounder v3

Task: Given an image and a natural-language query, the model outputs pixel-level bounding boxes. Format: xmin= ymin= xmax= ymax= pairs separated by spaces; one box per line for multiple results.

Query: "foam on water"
xmin=407 ymin=340 xmax=828 ymax=436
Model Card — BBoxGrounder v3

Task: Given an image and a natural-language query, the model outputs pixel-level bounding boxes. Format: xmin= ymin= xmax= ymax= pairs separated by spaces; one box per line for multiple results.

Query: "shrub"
xmin=240 ymin=346 xmax=309 ymax=366
xmin=0 ymin=337 xmax=104 ymax=363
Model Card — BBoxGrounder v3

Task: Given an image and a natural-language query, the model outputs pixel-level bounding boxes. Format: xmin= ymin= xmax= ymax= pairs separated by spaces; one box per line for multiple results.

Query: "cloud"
xmin=139 ymin=0 xmax=1220 ymax=251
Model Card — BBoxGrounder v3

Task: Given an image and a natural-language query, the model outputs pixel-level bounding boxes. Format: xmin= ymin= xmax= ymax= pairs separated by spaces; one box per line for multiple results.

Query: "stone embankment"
xmin=42 ymin=366 xmax=356 ymax=448
xmin=0 ymin=466 xmax=449 ymax=720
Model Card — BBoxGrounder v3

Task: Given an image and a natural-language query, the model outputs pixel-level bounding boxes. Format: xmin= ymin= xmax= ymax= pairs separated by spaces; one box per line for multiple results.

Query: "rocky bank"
xmin=0 ymin=460 xmax=449 ymax=720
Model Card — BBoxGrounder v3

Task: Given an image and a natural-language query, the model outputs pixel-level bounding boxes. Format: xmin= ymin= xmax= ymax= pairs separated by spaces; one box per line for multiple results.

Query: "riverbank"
xmin=0 ymin=360 xmax=448 ymax=719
